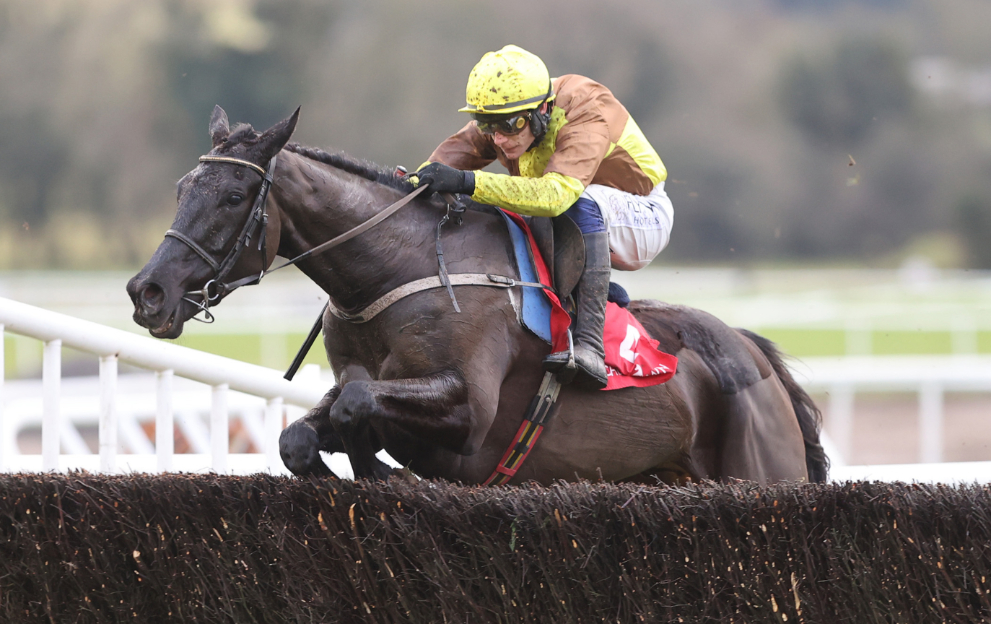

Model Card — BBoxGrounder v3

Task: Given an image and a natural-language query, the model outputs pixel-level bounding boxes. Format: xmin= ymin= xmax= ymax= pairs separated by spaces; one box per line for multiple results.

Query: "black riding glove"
xmin=415 ymin=162 xmax=475 ymax=195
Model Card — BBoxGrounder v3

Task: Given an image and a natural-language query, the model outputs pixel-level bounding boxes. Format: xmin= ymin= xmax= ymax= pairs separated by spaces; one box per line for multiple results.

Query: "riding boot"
xmin=543 ymin=231 xmax=610 ymax=389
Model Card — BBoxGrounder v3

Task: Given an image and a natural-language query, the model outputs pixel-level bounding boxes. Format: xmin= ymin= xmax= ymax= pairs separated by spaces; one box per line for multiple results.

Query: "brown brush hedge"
xmin=0 ymin=474 xmax=989 ymax=623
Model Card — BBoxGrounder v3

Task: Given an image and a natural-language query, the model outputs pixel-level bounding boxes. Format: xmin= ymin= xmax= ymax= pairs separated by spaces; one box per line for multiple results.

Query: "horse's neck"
xmin=271 ymin=151 xmax=438 ymax=311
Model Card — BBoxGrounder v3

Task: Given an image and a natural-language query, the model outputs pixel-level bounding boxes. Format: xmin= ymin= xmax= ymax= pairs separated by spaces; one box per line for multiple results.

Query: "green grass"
xmin=872 ymin=330 xmax=954 ymax=355
xmin=758 ymin=329 xmax=847 ymax=357
xmin=756 ymin=329 xmax=991 ymax=357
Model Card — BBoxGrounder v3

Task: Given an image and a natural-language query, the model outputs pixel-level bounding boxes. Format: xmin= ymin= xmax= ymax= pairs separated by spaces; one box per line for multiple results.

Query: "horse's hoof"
xmin=353 ymin=456 xmax=397 ymax=481
xmin=279 ymin=422 xmax=333 ymax=476
xmin=371 ymin=462 xmax=396 ymax=481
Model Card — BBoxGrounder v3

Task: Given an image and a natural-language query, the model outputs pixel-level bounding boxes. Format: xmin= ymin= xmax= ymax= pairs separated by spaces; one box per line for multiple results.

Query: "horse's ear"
xmin=209 ymin=105 xmax=230 ymax=147
xmin=256 ymin=107 xmax=300 ymax=159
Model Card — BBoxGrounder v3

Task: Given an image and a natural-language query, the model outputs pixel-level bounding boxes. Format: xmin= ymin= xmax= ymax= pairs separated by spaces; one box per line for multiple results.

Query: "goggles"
xmin=473 ymin=111 xmax=532 ymax=136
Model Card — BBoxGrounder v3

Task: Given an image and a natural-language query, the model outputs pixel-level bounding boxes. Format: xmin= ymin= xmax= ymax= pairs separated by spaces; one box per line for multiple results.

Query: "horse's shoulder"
xmin=460 ymin=201 xmax=515 ymax=241
xmin=628 ymin=300 xmax=766 ymax=394
xmin=462 ymin=199 xmax=504 ymax=219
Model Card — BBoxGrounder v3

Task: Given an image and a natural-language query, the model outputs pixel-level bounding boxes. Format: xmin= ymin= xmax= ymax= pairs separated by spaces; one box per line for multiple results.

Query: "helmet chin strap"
xmin=526 ymin=107 xmax=552 ymax=151
xmin=526 ymin=81 xmax=555 ymax=152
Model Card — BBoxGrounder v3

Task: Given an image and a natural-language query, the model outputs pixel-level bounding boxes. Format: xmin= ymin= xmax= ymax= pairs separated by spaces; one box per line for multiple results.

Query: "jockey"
xmin=416 ymin=44 xmax=674 ymax=390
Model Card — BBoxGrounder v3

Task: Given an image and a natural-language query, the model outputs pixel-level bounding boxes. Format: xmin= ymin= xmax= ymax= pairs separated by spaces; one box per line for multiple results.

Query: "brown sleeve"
xmin=544 ymin=117 xmax=612 ymax=187
xmin=543 ymin=76 xmax=628 ymax=187
xmin=428 ymin=122 xmax=499 ymax=171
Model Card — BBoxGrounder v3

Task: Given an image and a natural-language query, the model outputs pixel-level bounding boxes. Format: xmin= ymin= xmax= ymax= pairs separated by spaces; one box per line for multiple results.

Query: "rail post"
xmin=42 ymin=339 xmax=61 ymax=471
xmin=156 ymin=369 xmax=174 ymax=472
xmin=918 ymin=382 xmax=944 ymax=463
xmin=828 ymin=382 xmax=855 ymax=464
xmin=265 ymin=397 xmax=283 ymax=471
xmin=99 ymin=354 xmax=118 ymax=473
xmin=0 ymin=323 xmax=4 ymax=471
xmin=211 ymin=383 xmax=229 ymax=473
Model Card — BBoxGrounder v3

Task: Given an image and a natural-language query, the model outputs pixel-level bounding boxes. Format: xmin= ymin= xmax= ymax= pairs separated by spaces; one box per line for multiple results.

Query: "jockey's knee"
xmin=563 ymin=197 xmax=605 ymax=234
xmin=580 ymin=183 xmax=674 ymax=271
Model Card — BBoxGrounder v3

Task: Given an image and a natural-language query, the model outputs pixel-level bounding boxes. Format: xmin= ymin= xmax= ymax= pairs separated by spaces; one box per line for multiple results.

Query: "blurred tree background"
xmin=1 ymin=0 xmax=990 ymax=269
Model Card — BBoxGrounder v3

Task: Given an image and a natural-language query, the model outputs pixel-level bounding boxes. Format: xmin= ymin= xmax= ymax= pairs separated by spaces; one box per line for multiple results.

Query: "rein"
xmin=222 ymin=184 xmax=430 ymax=294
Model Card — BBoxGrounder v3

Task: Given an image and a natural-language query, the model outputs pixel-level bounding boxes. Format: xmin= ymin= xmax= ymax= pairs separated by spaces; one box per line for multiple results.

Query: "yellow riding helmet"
xmin=459 ymin=45 xmax=555 ymax=115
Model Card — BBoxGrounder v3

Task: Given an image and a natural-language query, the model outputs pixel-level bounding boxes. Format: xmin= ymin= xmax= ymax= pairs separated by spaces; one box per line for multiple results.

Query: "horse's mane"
xmin=219 ymin=122 xmax=414 ymax=192
xmin=284 ymin=143 xmax=415 ymax=193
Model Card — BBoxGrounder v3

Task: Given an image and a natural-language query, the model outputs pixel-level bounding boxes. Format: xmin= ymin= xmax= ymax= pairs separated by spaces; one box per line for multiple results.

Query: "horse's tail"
xmin=739 ymin=329 xmax=829 ymax=483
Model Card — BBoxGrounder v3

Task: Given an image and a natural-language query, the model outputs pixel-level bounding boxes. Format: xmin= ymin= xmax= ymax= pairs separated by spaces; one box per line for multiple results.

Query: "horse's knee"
xmin=329 ymin=381 xmax=375 ymax=431
xmin=279 ymin=421 xmax=333 ymax=476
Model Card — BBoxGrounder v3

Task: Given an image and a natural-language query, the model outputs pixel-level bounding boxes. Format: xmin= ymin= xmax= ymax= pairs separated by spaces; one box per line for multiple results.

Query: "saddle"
xmin=527 ymin=215 xmax=585 ymax=302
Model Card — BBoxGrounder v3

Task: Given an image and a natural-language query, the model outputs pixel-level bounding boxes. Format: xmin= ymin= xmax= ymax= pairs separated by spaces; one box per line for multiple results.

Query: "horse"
xmin=127 ymin=106 xmax=828 ymax=485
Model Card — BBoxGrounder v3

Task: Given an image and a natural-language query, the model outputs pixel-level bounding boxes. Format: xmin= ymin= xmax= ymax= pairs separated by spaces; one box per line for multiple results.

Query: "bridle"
xmin=163 ymin=154 xmax=429 ymax=323
xmin=164 ymin=155 xmax=277 ymax=322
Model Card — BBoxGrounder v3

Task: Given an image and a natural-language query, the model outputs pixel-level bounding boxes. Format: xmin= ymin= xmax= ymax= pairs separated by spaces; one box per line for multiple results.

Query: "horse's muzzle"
xmin=126 ymin=275 xmax=186 ymax=339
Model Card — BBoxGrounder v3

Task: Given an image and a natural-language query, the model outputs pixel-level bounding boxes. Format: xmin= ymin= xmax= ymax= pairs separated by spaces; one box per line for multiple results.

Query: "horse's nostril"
xmin=139 ymin=282 xmax=166 ymax=312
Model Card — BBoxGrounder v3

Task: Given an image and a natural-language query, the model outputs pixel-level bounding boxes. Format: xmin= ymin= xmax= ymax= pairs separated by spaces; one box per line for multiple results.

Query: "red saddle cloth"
xmin=503 ymin=211 xmax=678 ymax=391
xmin=600 ymin=301 xmax=678 ymax=389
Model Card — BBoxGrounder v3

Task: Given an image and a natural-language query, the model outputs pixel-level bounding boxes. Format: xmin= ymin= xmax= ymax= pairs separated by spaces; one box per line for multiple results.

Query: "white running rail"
xmin=792 ymin=355 xmax=991 ymax=464
xmin=792 ymin=355 xmax=991 ymax=484
xmin=3 ymin=296 xmax=990 ymax=483
xmin=0 ymin=297 xmax=328 ymax=474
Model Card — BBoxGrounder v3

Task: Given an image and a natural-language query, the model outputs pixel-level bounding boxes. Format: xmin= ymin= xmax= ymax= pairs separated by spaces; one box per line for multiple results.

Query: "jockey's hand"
xmin=415 ymin=162 xmax=475 ymax=195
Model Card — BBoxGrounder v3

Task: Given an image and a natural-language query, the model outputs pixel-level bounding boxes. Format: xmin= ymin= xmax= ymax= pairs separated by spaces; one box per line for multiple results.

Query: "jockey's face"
xmin=492 ymin=123 xmax=533 ymax=160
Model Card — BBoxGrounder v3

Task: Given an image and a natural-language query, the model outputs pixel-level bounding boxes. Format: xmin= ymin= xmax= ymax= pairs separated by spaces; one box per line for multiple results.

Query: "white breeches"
xmin=580 ymin=182 xmax=674 ymax=271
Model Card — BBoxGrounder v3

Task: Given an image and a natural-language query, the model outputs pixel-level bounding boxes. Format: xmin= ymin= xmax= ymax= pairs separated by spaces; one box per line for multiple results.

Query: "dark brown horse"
xmin=127 ymin=107 xmax=828 ymax=485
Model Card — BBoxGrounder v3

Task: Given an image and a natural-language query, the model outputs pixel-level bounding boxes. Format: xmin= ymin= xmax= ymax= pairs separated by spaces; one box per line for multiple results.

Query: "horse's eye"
xmin=227 ymin=194 xmax=244 ymax=206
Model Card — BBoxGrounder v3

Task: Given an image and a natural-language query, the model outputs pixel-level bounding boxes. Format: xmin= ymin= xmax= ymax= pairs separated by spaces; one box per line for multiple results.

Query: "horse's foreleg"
xmin=330 ymin=370 xmax=472 ymax=479
xmin=342 ymin=424 xmax=394 ymax=481
xmin=279 ymin=385 xmax=345 ymax=476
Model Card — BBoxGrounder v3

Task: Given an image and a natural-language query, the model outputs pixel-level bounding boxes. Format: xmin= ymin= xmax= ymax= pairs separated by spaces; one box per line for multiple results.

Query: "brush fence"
xmin=0 ymin=475 xmax=988 ymax=623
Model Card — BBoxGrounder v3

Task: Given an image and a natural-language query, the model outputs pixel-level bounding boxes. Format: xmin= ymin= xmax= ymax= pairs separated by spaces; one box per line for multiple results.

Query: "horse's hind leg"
xmin=280 ymin=386 xmax=346 ymax=476
xmin=718 ymin=376 xmax=808 ymax=484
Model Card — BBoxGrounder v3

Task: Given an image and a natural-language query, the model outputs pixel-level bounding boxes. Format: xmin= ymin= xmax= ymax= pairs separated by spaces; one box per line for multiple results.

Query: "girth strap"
xmin=327 ymin=273 xmax=546 ymax=324
xmin=483 ymin=371 xmax=563 ymax=486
